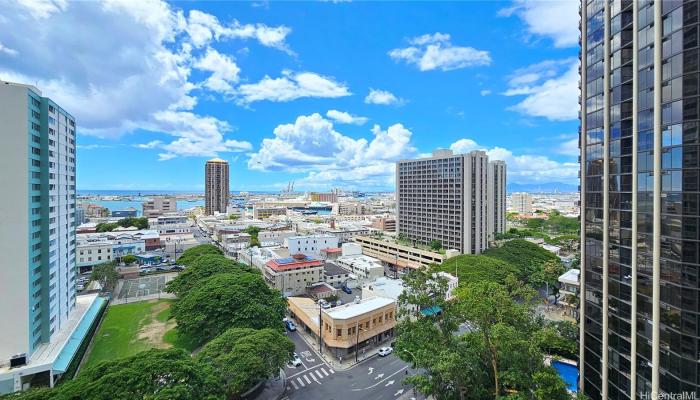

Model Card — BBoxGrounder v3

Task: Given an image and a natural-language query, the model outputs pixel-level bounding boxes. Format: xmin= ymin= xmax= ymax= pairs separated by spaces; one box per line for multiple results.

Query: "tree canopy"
xmin=91 ymin=262 xmax=118 ymax=291
xmin=438 ymin=254 xmax=520 ymax=287
xmin=8 ymin=349 xmax=224 ymax=400
xmin=482 ymin=239 xmax=561 ymax=283
xmin=171 ymin=273 xmax=286 ymax=345
xmin=165 ymin=254 xmax=256 ymax=297
xmin=395 ymin=267 xmax=571 ymax=400
xmin=176 ymin=244 xmax=223 ymax=266
xmin=95 ymin=217 xmax=149 ymax=233
xmin=197 ymin=328 xmax=294 ymax=397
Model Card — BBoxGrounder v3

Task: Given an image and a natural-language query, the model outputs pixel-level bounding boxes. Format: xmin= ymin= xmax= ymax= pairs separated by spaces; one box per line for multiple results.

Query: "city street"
xmin=282 ymin=331 xmax=424 ymax=400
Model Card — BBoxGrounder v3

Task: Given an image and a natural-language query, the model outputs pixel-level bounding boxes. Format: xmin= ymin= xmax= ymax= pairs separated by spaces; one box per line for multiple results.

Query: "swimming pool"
xmin=552 ymin=360 xmax=578 ymax=392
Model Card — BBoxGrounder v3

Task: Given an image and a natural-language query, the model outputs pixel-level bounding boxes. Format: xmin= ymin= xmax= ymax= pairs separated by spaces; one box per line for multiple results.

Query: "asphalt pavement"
xmin=281 ymin=331 xmax=424 ymax=400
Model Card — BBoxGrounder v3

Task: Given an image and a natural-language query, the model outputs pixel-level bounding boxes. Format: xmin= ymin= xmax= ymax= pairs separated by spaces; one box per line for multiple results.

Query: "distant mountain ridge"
xmin=507 ymin=182 xmax=578 ymax=193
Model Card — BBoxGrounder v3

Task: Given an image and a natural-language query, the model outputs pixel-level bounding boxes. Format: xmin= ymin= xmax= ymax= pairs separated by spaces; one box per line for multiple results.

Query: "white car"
xmin=377 ymin=347 xmax=393 ymax=357
xmin=289 ymin=353 xmax=302 ymax=367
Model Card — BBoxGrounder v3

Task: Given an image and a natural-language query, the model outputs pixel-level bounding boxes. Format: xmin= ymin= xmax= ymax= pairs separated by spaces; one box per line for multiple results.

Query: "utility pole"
xmin=319 ymin=305 xmax=323 ymax=353
xmin=355 ymin=321 xmax=361 ymax=363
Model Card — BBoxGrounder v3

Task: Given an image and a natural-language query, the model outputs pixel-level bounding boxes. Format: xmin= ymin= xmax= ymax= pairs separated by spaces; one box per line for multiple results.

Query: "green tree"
xmin=165 ymin=254 xmax=255 ymax=297
xmin=121 ymin=254 xmax=137 ymax=265
xmin=439 ymin=254 xmax=520 ymax=287
xmin=91 ymin=262 xmax=119 ymax=291
xmin=532 ymin=367 xmax=570 ymax=400
xmin=531 ymin=260 xmax=565 ymax=296
xmin=228 ymin=214 xmax=239 ymax=220
xmin=429 ymin=239 xmax=442 ymax=251
xmin=171 ymin=273 xmax=285 ymax=345
xmin=483 ymin=239 xmax=560 ymax=284
xmin=197 ymin=328 xmax=294 ymax=398
xmin=176 ymin=244 xmax=223 ymax=266
xmin=95 ymin=222 xmax=119 ymax=232
xmin=525 ymin=218 xmax=546 ymax=230
xmin=8 ymin=349 xmax=224 ymax=400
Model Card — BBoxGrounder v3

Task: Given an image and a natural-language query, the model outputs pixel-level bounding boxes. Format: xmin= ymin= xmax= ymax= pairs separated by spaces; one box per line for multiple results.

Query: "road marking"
xmin=310 ymin=373 xmax=320 ymax=384
xmin=291 ymin=380 xmax=299 ymax=390
xmin=351 ymin=365 xmax=409 ymax=392
xmin=304 ymin=375 xmax=311 ymax=385
xmin=394 ymin=389 xmax=405 ymax=396
xmin=315 ymin=370 xmax=324 ymax=379
xmin=320 ymin=368 xmax=329 ymax=377
xmin=374 ymin=373 xmax=385 ymax=380
xmin=368 ymin=367 xmax=374 ymax=374
xmin=385 ymin=380 xmax=395 ymax=387
xmin=329 ymin=368 xmax=335 ymax=374
xmin=296 ymin=377 xmax=305 ymax=387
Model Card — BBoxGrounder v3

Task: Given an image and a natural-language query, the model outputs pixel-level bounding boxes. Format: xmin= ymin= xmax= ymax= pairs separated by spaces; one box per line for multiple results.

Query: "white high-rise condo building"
xmin=580 ymin=0 xmax=700 ymax=398
xmin=205 ymin=158 xmax=229 ymax=215
xmin=397 ymin=149 xmax=505 ymax=254
xmin=0 ymin=81 xmax=105 ymax=395
xmin=487 ymin=160 xmax=507 ymax=239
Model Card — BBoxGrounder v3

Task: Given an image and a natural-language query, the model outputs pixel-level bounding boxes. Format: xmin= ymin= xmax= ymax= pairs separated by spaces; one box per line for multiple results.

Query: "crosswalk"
xmin=288 ymin=366 xmax=335 ymax=390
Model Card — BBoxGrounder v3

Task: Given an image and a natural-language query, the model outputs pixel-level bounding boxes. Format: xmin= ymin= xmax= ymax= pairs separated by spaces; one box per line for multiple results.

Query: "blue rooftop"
xmin=276 ymin=256 xmax=313 ymax=264
xmin=53 ymin=296 xmax=107 ymax=373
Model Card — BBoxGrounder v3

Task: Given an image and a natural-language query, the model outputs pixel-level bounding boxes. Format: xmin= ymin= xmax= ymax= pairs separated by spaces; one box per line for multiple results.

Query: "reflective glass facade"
xmin=580 ymin=0 xmax=700 ymax=398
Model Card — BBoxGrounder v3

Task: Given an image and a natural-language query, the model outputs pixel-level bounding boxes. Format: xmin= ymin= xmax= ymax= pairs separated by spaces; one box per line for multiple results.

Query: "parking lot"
xmin=117 ymin=274 xmax=173 ymax=299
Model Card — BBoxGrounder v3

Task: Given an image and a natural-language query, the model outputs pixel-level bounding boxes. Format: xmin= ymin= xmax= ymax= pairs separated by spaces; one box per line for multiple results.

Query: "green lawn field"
xmin=83 ymin=299 xmax=197 ymax=369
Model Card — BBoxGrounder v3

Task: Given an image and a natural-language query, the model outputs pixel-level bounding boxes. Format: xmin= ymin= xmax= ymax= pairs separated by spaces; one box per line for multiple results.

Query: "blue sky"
xmin=0 ymin=0 xmax=581 ymax=192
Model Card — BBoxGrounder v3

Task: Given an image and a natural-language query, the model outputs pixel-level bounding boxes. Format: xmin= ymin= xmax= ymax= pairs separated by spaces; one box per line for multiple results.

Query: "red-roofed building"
xmin=320 ymin=247 xmax=342 ymax=261
xmin=264 ymin=253 xmax=324 ymax=296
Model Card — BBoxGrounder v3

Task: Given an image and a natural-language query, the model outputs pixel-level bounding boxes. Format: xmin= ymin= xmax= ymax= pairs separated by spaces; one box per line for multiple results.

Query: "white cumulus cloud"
xmin=450 ymin=137 xmax=578 ymax=184
xmin=499 ymin=0 xmax=579 ymax=48
xmin=0 ymin=1 xmax=283 ymax=161
xmin=248 ymin=113 xmax=417 ymax=188
xmin=326 ymin=110 xmax=368 ymax=125
xmin=364 ymin=88 xmax=405 ymax=106
xmin=503 ymin=58 xmax=578 ymax=121
xmin=237 ymin=71 xmax=351 ymax=104
xmin=389 ymin=32 xmax=491 ymax=71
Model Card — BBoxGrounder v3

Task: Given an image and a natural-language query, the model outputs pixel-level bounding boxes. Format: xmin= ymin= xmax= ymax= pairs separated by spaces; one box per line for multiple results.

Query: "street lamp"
xmin=355 ymin=321 xmax=367 ymax=363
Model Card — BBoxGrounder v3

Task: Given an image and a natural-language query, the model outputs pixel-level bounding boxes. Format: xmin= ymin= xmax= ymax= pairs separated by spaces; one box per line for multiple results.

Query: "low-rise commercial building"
xmin=76 ymin=240 xmax=113 ymax=273
xmin=148 ymin=215 xmax=190 ymax=235
xmin=371 ymin=217 xmax=396 ymax=232
xmin=253 ymin=206 xmax=287 ymax=219
xmin=323 ymin=262 xmax=351 ymax=288
xmin=285 ymin=234 xmax=339 ymax=258
xmin=264 ymin=254 xmax=324 ymax=296
xmin=142 ymin=197 xmax=177 ymax=217
xmin=558 ymin=269 xmax=580 ymax=314
xmin=334 ymin=243 xmax=384 ymax=282
xmin=287 ymin=296 xmax=397 ymax=359
xmin=111 ymin=208 xmax=137 ymax=218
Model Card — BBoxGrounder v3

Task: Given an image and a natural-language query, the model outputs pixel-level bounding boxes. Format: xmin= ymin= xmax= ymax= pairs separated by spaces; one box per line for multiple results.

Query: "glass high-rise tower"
xmin=580 ymin=0 xmax=700 ymax=398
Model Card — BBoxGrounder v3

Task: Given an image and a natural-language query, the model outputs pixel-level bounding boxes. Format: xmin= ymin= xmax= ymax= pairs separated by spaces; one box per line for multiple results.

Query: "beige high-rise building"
xmin=396 ymin=149 xmax=499 ymax=254
xmin=205 ymin=158 xmax=229 ymax=215
xmin=487 ymin=160 xmax=507 ymax=239
xmin=510 ymin=192 xmax=533 ymax=214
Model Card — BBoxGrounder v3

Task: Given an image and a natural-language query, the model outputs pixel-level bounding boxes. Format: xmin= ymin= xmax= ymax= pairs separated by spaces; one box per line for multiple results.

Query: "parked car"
xmin=335 ymin=300 xmax=343 ymax=307
xmin=285 ymin=320 xmax=297 ymax=332
xmin=289 ymin=353 xmax=302 ymax=367
xmin=377 ymin=347 xmax=393 ymax=357
xmin=155 ymin=266 xmax=167 ymax=271
xmin=170 ymin=265 xmax=183 ymax=271
xmin=320 ymin=301 xmax=331 ymax=309
xmin=342 ymin=286 xmax=352 ymax=294
xmin=76 ymin=284 xmax=85 ymax=291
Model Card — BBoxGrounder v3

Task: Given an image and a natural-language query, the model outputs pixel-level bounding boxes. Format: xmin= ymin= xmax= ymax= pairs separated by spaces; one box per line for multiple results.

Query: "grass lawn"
xmin=84 ymin=299 xmax=197 ymax=369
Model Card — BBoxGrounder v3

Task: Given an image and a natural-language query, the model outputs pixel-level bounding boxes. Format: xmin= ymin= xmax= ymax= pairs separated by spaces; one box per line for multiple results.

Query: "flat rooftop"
xmin=0 ymin=294 xmax=105 ymax=378
xmin=323 ymin=262 xmax=349 ymax=277
xmin=323 ymin=296 xmax=395 ymax=320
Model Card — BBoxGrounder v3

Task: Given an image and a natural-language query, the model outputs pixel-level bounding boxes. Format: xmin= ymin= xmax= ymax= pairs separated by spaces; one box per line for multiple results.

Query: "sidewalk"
xmin=294 ymin=324 xmax=386 ymax=371
xmin=248 ymin=370 xmax=286 ymax=400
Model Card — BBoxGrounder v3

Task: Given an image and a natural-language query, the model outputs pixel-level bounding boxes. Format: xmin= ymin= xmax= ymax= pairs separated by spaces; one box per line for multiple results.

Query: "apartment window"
xmin=337 ymin=329 xmax=342 ymax=337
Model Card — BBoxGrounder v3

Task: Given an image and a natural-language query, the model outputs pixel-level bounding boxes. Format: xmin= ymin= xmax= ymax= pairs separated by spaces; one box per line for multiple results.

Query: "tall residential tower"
xmin=0 ymin=81 xmax=77 ymax=363
xmin=396 ymin=149 xmax=505 ymax=254
xmin=205 ymin=158 xmax=229 ymax=215
xmin=579 ymin=0 xmax=700 ymax=398
xmin=488 ymin=160 xmax=507 ymax=239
